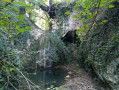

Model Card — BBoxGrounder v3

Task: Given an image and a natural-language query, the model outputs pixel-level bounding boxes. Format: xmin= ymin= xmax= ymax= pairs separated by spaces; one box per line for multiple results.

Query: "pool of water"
xmin=26 ymin=68 xmax=67 ymax=90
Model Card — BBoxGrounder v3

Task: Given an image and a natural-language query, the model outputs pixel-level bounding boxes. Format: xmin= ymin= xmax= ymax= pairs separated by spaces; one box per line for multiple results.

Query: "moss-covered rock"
xmin=79 ymin=1 xmax=119 ymax=89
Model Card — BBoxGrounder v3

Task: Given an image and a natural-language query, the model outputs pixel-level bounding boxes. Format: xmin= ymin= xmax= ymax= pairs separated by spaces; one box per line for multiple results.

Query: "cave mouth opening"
xmin=61 ymin=30 xmax=80 ymax=45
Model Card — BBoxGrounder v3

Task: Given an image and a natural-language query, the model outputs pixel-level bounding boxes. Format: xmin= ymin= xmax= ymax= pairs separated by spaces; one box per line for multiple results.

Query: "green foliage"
xmin=0 ymin=0 xmax=37 ymax=89
xmin=50 ymin=29 xmax=72 ymax=63
xmin=99 ymin=20 xmax=108 ymax=24
xmin=65 ymin=0 xmax=116 ymax=39
xmin=72 ymin=15 xmax=77 ymax=18
xmin=65 ymin=11 xmax=70 ymax=15
xmin=109 ymin=4 xmax=115 ymax=8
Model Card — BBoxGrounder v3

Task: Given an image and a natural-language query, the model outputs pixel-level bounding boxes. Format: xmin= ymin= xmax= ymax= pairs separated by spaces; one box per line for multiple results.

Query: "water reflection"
xmin=27 ymin=68 xmax=67 ymax=89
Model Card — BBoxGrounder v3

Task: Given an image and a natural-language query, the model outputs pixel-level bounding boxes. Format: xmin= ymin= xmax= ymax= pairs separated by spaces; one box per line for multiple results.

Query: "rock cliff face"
xmin=79 ymin=1 xmax=119 ymax=89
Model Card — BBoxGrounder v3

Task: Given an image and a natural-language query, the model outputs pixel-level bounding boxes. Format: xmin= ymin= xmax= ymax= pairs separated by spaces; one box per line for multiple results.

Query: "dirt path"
xmin=56 ymin=62 xmax=105 ymax=90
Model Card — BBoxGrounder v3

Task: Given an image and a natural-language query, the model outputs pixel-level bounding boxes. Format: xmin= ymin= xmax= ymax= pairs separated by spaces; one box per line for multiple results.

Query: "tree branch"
xmin=40 ymin=5 xmax=49 ymax=12
xmin=87 ymin=0 xmax=102 ymax=34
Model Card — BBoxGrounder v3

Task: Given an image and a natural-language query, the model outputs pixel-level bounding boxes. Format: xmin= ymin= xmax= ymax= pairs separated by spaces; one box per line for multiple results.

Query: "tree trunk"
xmin=40 ymin=0 xmax=56 ymax=18
xmin=49 ymin=0 xmax=52 ymax=11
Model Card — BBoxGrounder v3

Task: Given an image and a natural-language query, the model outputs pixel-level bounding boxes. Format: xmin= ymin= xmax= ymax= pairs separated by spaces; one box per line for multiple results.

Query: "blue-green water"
xmin=27 ymin=68 xmax=67 ymax=90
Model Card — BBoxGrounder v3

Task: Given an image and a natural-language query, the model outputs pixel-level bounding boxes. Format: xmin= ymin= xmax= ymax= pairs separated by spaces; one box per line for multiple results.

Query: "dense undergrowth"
xmin=0 ymin=1 xmax=40 ymax=89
